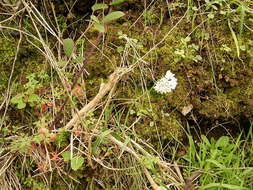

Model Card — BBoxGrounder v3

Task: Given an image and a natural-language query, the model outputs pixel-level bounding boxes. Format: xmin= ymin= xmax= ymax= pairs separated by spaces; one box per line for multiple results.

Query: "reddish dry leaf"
xmin=72 ymin=85 xmax=84 ymax=98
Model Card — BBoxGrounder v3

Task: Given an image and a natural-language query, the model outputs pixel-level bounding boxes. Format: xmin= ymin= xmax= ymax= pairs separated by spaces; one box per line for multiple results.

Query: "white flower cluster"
xmin=154 ymin=70 xmax=178 ymax=94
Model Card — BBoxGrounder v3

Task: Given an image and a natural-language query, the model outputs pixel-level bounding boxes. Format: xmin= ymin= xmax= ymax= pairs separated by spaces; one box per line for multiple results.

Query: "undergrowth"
xmin=0 ymin=0 xmax=253 ymax=190
xmin=180 ymin=127 xmax=253 ymax=189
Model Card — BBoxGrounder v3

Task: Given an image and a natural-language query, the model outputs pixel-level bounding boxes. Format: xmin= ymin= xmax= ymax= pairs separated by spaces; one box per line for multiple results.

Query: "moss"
xmin=135 ymin=108 xmax=184 ymax=142
xmin=0 ymin=37 xmax=16 ymax=91
xmin=198 ymin=93 xmax=236 ymax=119
xmin=128 ymin=95 xmax=184 ymax=142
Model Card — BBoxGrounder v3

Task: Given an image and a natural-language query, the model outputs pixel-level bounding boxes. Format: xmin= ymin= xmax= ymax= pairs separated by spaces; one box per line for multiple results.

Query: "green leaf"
xmin=117 ymin=46 xmax=124 ymax=53
xmin=92 ymin=130 xmax=112 ymax=154
xmin=94 ymin=23 xmax=105 ymax=33
xmin=10 ymin=136 xmax=32 ymax=153
xmin=201 ymin=135 xmax=211 ymax=146
xmin=206 ymin=159 xmax=225 ymax=168
xmin=28 ymin=94 xmax=40 ymax=102
xmin=73 ymin=56 xmax=85 ymax=63
xmin=92 ymin=3 xmax=108 ymax=12
xmin=118 ymin=137 xmax=130 ymax=158
xmin=33 ymin=134 xmax=44 ymax=143
xmin=58 ymin=60 xmax=68 ymax=67
xmin=11 ymin=95 xmax=26 ymax=109
xmin=102 ymin=11 xmax=125 ymax=23
xmin=17 ymin=102 xmax=26 ymax=109
xmin=61 ymin=151 xmax=71 ymax=162
xmin=63 ymin=38 xmax=74 ymax=57
xmin=228 ymin=20 xmax=240 ymax=59
xmin=202 ymin=183 xmax=248 ymax=190
xmin=71 ymin=156 xmax=84 ymax=171
xmin=238 ymin=5 xmax=246 ymax=36
xmin=208 ymin=13 xmax=214 ymax=19
xmin=10 ymin=95 xmax=23 ymax=104
xmin=215 ymin=136 xmax=229 ymax=148
xmin=141 ymin=156 xmax=158 ymax=171
xmin=90 ymin=15 xmax=100 ymax=23
xmin=110 ymin=0 xmax=125 ymax=6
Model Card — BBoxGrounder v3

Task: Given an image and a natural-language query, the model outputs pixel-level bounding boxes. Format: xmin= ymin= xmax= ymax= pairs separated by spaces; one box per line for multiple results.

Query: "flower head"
xmin=154 ymin=70 xmax=177 ymax=94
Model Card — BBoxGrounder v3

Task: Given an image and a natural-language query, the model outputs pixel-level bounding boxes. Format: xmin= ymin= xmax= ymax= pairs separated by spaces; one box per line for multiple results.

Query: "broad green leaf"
xmin=240 ymin=45 xmax=246 ymax=51
xmin=61 ymin=151 xmax=71 ymax=162
xmin=28 ymin=93 xmax=40 ymax=102
xmin=10 ymin=95 xmax=23 ymax=104
xmin=94 ymin=23 xmax=105 ymax=33
xmin=11 ymin=95 xmax=26 ymax=109
xmin=102 ymin=11 xmax=125 ymax=23
xmin=73 ymin=56 xmax=85 ymax=63
xmin=90 ymin=15 xmax=100 ymax=23
xmin=71 ymin=156 xmax=84 ymax=171
xmin=63 ymin=38 xmax=74 ymax=57
xmin=110 ymin=0 xmax=125 ymax=6
xmin=184 ymin=36 xmax=191 ymax=43
xmin=92 ymin=3 xmax=108 ymax=12
xmin=17 ymin=102 xmax=26 ymax=109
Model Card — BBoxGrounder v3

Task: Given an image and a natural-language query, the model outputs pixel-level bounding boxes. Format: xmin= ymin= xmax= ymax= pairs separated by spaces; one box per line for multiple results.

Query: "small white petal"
xmin=154 ymin=70 xmax=177 ymax=94
xmin=165 ymin=70 xmax=175 ymax=79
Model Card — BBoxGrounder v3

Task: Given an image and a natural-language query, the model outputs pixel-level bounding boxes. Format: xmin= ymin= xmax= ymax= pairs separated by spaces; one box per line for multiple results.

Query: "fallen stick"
xmin=64 ymin=67 xmax=129 ymax=130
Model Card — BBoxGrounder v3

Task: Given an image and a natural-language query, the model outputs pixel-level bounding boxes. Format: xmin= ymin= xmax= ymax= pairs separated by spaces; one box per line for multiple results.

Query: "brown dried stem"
xmin=64 ymin=67 xmax=129 ymax=130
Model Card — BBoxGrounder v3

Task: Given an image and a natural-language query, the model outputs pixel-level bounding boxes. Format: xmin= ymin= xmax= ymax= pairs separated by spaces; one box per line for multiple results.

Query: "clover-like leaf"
xmin=71 ymin=156 xmax=84 ymax=171
xmin=11 ymin=95 xmax=26 ymax=109
xmin=11 ymin=95 xmax=23 ymax=104
xmin=61 ymin=151 xmax=71 ymax=162
xmin=28 ymin=93 xmax=40 ymax=103
xmin=17 ymin=102 xmax=26 ymax=109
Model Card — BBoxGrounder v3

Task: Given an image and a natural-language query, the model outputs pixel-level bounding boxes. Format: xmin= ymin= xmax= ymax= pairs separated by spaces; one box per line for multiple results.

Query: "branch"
xmin=64 ymin=67 xmax=128 ymax=130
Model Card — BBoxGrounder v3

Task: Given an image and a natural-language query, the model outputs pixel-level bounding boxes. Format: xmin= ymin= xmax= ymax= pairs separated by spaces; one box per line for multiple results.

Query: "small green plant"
xmin=143 ymin=8 xmax=158 ymax=25
xmin=61 ymin=151 xmax=85 ymax=171
xmin=180 ymin=130 xmax=253 ymax=189
xmin=10 ymin=74 xmax=44 ymax=109
xmin=90 ymin=1 xmax=125 ymax=33
xmin=92 ymin=129 xmax=112 ymax=155
xmin=58 ymin=38 xmax=85 ymax=67
xmin=63 ymin=38 xmax=74 ymax=57
xmin=174 ymin=36 xmax=202 ymax=63
xmin=117 ymin=31 xmax=144 ymax=51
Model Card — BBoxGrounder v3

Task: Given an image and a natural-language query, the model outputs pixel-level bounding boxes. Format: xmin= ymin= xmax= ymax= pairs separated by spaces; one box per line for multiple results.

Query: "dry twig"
xmin=64 ymin=67 xmax=129 ymax=130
